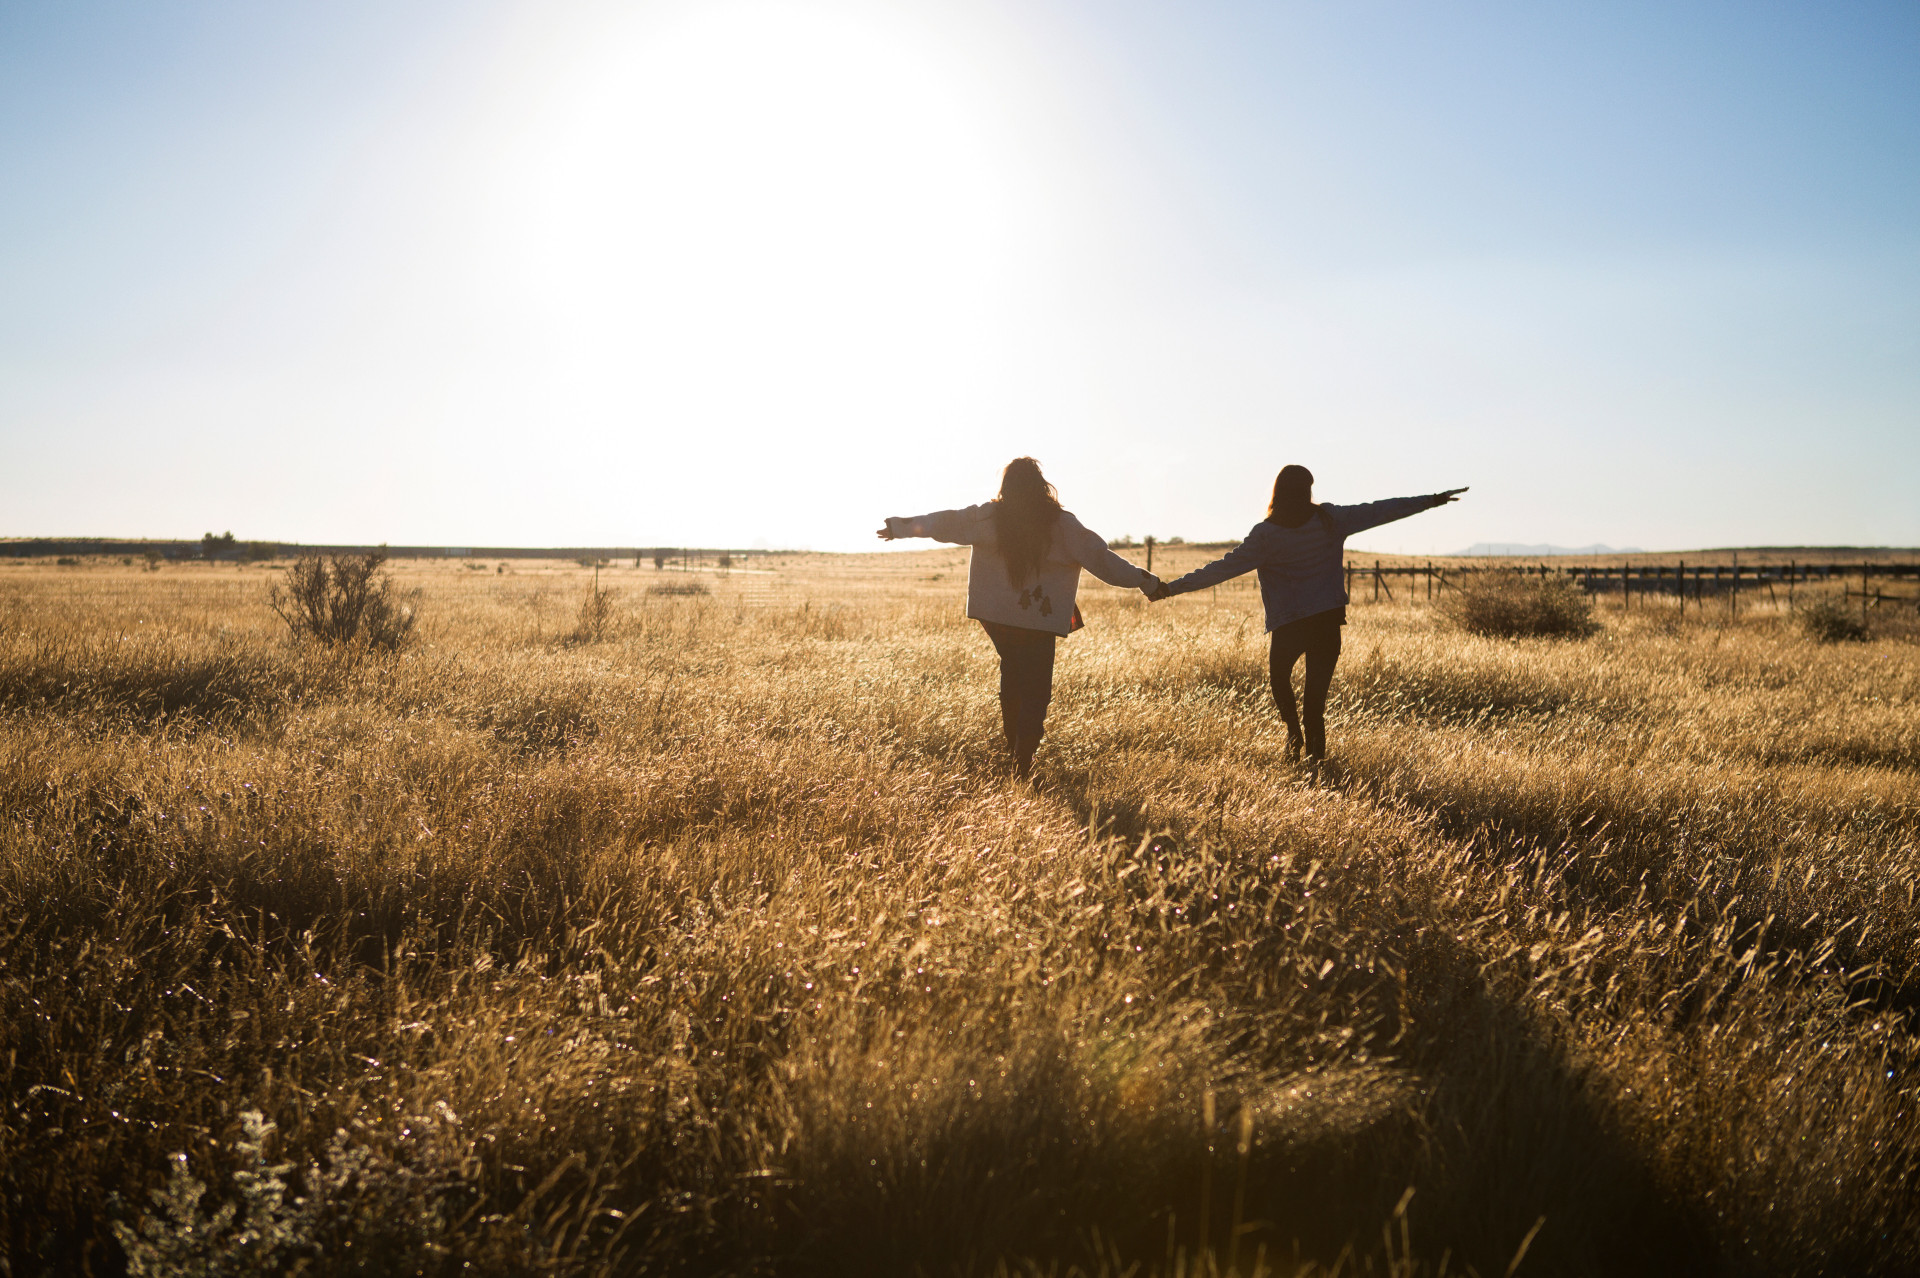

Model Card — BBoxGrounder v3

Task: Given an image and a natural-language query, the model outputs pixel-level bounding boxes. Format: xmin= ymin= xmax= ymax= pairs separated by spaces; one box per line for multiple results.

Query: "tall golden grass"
xmin=1 ymin=555 xmax=1916 ymax=1275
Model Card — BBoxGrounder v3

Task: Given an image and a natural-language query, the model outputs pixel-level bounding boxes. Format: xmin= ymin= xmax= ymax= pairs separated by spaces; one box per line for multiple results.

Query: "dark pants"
xmin=981 ymin=620 xmax=1057 ymax=769
xmin=1269 ymin=608 xmax=1343 ymax=758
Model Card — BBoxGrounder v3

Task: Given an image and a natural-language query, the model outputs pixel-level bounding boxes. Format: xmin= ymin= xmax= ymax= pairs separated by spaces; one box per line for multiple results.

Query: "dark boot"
xmin=1012 ymin=733 xmax=1039 ymax=780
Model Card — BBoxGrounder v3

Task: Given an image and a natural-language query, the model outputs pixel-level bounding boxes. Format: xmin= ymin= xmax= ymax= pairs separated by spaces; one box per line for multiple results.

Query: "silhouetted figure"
xmin=880 ymin=457 xmax=1162 ymax=778
xmin=1151 ymin=466 xmax=1466 ymax=760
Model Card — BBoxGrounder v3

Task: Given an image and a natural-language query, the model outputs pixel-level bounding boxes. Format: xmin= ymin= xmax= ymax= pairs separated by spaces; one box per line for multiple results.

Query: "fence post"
xmin=1677 ymin=560 xmax=1685 ymax=615
xmin=1145 ymin=536 xmax=1154 ymax=575
xmin=1863 ymin=562 xmax=1871 ymax=624
xmin=1787 ymin=559 xmax=1794 ymax=608
xmin=1731 ymin=551 xmax=1738 ymax=618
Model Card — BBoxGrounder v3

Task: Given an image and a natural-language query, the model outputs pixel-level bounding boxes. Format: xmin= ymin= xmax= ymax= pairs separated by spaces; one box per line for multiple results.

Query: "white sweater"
xmin=887 ymin=505 xmax=1159 ymax=636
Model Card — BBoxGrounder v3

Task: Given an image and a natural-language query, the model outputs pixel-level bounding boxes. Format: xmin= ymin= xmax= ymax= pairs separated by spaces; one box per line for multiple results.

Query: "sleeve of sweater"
xmin=1163 ymin=525 xmax=1271 ymax=595
xmin=1061 ymin=515 xmax=1156 ymax=588
xmin=1325 ymin=496 xmax=1435 ymax=537
xmin=887 ymin=506 xmax=990 ymax=544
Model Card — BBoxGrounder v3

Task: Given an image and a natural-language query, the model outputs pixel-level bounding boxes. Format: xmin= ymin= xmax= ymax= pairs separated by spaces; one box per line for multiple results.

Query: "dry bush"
xmin=1798 ymin=595 xmax=1870 ymax=643
xmin=567 ymin=584 xmax=618 ymax=645
xmin=268 ymin=550 xmax=418 ymax=649
xmin=1440 ymin=569 xmax=1598 ymax=639
xmin=2 ymin=561 xmax=1916 ymax=1275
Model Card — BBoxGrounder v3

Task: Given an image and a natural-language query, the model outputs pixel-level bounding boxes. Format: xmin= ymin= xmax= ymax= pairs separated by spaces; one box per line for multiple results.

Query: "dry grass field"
xmin=2 ymin=551 xmax=1917 ymax=1276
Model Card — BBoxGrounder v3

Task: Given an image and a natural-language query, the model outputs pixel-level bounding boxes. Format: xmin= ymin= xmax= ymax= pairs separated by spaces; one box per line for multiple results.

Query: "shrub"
xmin=569 ymin=585 xmax=618 ymax=644
xmin=55 ymin=556 xmax=80 ymax=567
xmin=268 ymin=549 xmax=418 ymax=649
xmin=647 ymin=581 xmax=709 ymax=597
xmin=1799 ymin=597 xmax=1869 ymax=643
xmin=1441 ymin=570 xmax=1597 ymax=639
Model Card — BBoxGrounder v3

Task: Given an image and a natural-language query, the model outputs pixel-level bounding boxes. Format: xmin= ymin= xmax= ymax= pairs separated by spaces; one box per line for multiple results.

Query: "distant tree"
xmin=243 ymin=542 xmax=278 ymax=562
xmin=201 ymin=531 xmax=237 ymax=560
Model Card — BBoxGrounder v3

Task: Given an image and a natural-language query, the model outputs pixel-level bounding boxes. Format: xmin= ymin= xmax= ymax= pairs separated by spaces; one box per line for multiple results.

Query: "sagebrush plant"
xmin=2 ymin=553 xmax=1916 ymax=1275
xmin=1798 ymin=595 xmax=1870 ymax=643
xmin=1439 ymin=569 xmax=1598 ymax=639
xmin=268 ymin=549 xmax=418 ymax=649
xmin=569 ymin=582 xmax=618 ymax=645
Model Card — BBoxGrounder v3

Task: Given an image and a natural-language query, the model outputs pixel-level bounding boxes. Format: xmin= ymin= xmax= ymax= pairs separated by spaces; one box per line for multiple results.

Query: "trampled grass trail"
xmin=2 ymin=553 xmax=1916 ymax=1275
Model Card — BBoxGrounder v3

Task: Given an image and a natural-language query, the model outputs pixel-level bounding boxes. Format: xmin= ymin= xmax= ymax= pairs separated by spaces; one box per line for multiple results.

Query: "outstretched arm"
xmin=875 ymin=507 xmax=990 ymax=545
xmin=1063 ymin=519 xmax=1161 ymax=595
xmin=1157 ymin=527 xmax=1271 ymax=598
xmin=1328 ymin=487 xmax=1468 ymax=537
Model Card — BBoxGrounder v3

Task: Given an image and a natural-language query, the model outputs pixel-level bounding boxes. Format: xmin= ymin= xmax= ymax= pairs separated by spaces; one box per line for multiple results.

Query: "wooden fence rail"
xmin=1343 ymin=560 xmax=1920 ymax=615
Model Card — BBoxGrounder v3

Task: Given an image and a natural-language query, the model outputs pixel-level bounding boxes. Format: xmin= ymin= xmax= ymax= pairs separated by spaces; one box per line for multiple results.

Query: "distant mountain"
xmin=1453 ymin=543 xmax=1644 ymax=557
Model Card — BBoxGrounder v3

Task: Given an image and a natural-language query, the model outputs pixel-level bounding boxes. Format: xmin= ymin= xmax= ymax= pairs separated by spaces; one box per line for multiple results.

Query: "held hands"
xmin=1138 ymin=572 xmax=1163 ymax=601
xmin=1430 ymin=487 xmax=1469 ymax=507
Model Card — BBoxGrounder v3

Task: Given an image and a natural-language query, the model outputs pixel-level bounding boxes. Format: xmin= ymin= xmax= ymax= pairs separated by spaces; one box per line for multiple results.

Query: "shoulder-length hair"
xmin=1265 ymin=464 xmax=1320 ymax=528
xmin=991 ymin=457 xmax=1063 ymax=586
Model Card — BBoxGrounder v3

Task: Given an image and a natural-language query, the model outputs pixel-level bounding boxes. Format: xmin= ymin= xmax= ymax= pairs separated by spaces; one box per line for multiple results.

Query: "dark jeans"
xmin=1269 ymin=608 xmax=1343 ymax=758
xmin=980 ymin=620 xmax=1057 ymax=762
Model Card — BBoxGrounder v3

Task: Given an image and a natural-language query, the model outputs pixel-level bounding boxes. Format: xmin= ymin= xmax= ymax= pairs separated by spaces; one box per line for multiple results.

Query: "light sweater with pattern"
xmin=1162 ymin=496 xmax=1438 ymax=631
xmin=886 ymin=505 xmax=1158 ymax=637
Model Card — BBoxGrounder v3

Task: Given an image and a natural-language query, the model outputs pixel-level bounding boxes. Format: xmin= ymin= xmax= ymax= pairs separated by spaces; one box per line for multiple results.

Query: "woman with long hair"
xmin=1150 ymin=465 xmax=1466 ymax=760
xmin=879 ymin=457 xmax=1161 ymax=778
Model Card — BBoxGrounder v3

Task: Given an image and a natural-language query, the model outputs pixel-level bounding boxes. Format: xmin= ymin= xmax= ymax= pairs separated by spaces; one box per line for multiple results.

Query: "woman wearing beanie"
xmin=879 ymin=457 xmax=1162 ymax=778
xmin=1151 ymin=466 xmax=1466 ymax=760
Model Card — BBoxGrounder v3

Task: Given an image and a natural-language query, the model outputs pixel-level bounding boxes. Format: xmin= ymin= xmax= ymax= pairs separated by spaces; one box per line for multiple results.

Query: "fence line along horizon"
xmin=0 ymin=538 xmax=796 ymax=564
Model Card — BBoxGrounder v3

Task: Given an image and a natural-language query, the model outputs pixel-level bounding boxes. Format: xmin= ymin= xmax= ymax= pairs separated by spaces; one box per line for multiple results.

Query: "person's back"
xmin=879 ymin=456 xmax=1160 ymax=776
xmin=1171 ymin=497 xmax=1436 ymax=630
xmin=890 ymin=503 xmax=1142 ymax=636
xmin=1153 ymin=465 xmax=1465 ymax=758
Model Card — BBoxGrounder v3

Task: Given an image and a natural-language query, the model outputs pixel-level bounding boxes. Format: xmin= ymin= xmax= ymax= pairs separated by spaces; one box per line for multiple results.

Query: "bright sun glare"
xmin=480 ymin=2 xmax=1025 ymax=466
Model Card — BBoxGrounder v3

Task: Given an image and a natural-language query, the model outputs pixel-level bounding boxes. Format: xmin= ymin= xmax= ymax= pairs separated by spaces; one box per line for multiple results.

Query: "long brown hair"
xmin=1266 ymin=464 xmax=1319 ymax=528
xmin=991 ymin=456 xmax=1063 ymax=586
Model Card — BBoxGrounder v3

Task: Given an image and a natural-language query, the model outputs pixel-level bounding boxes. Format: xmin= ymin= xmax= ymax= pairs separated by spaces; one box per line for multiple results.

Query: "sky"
xmin=2 ymin=0 xmax=1916 ymax=553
